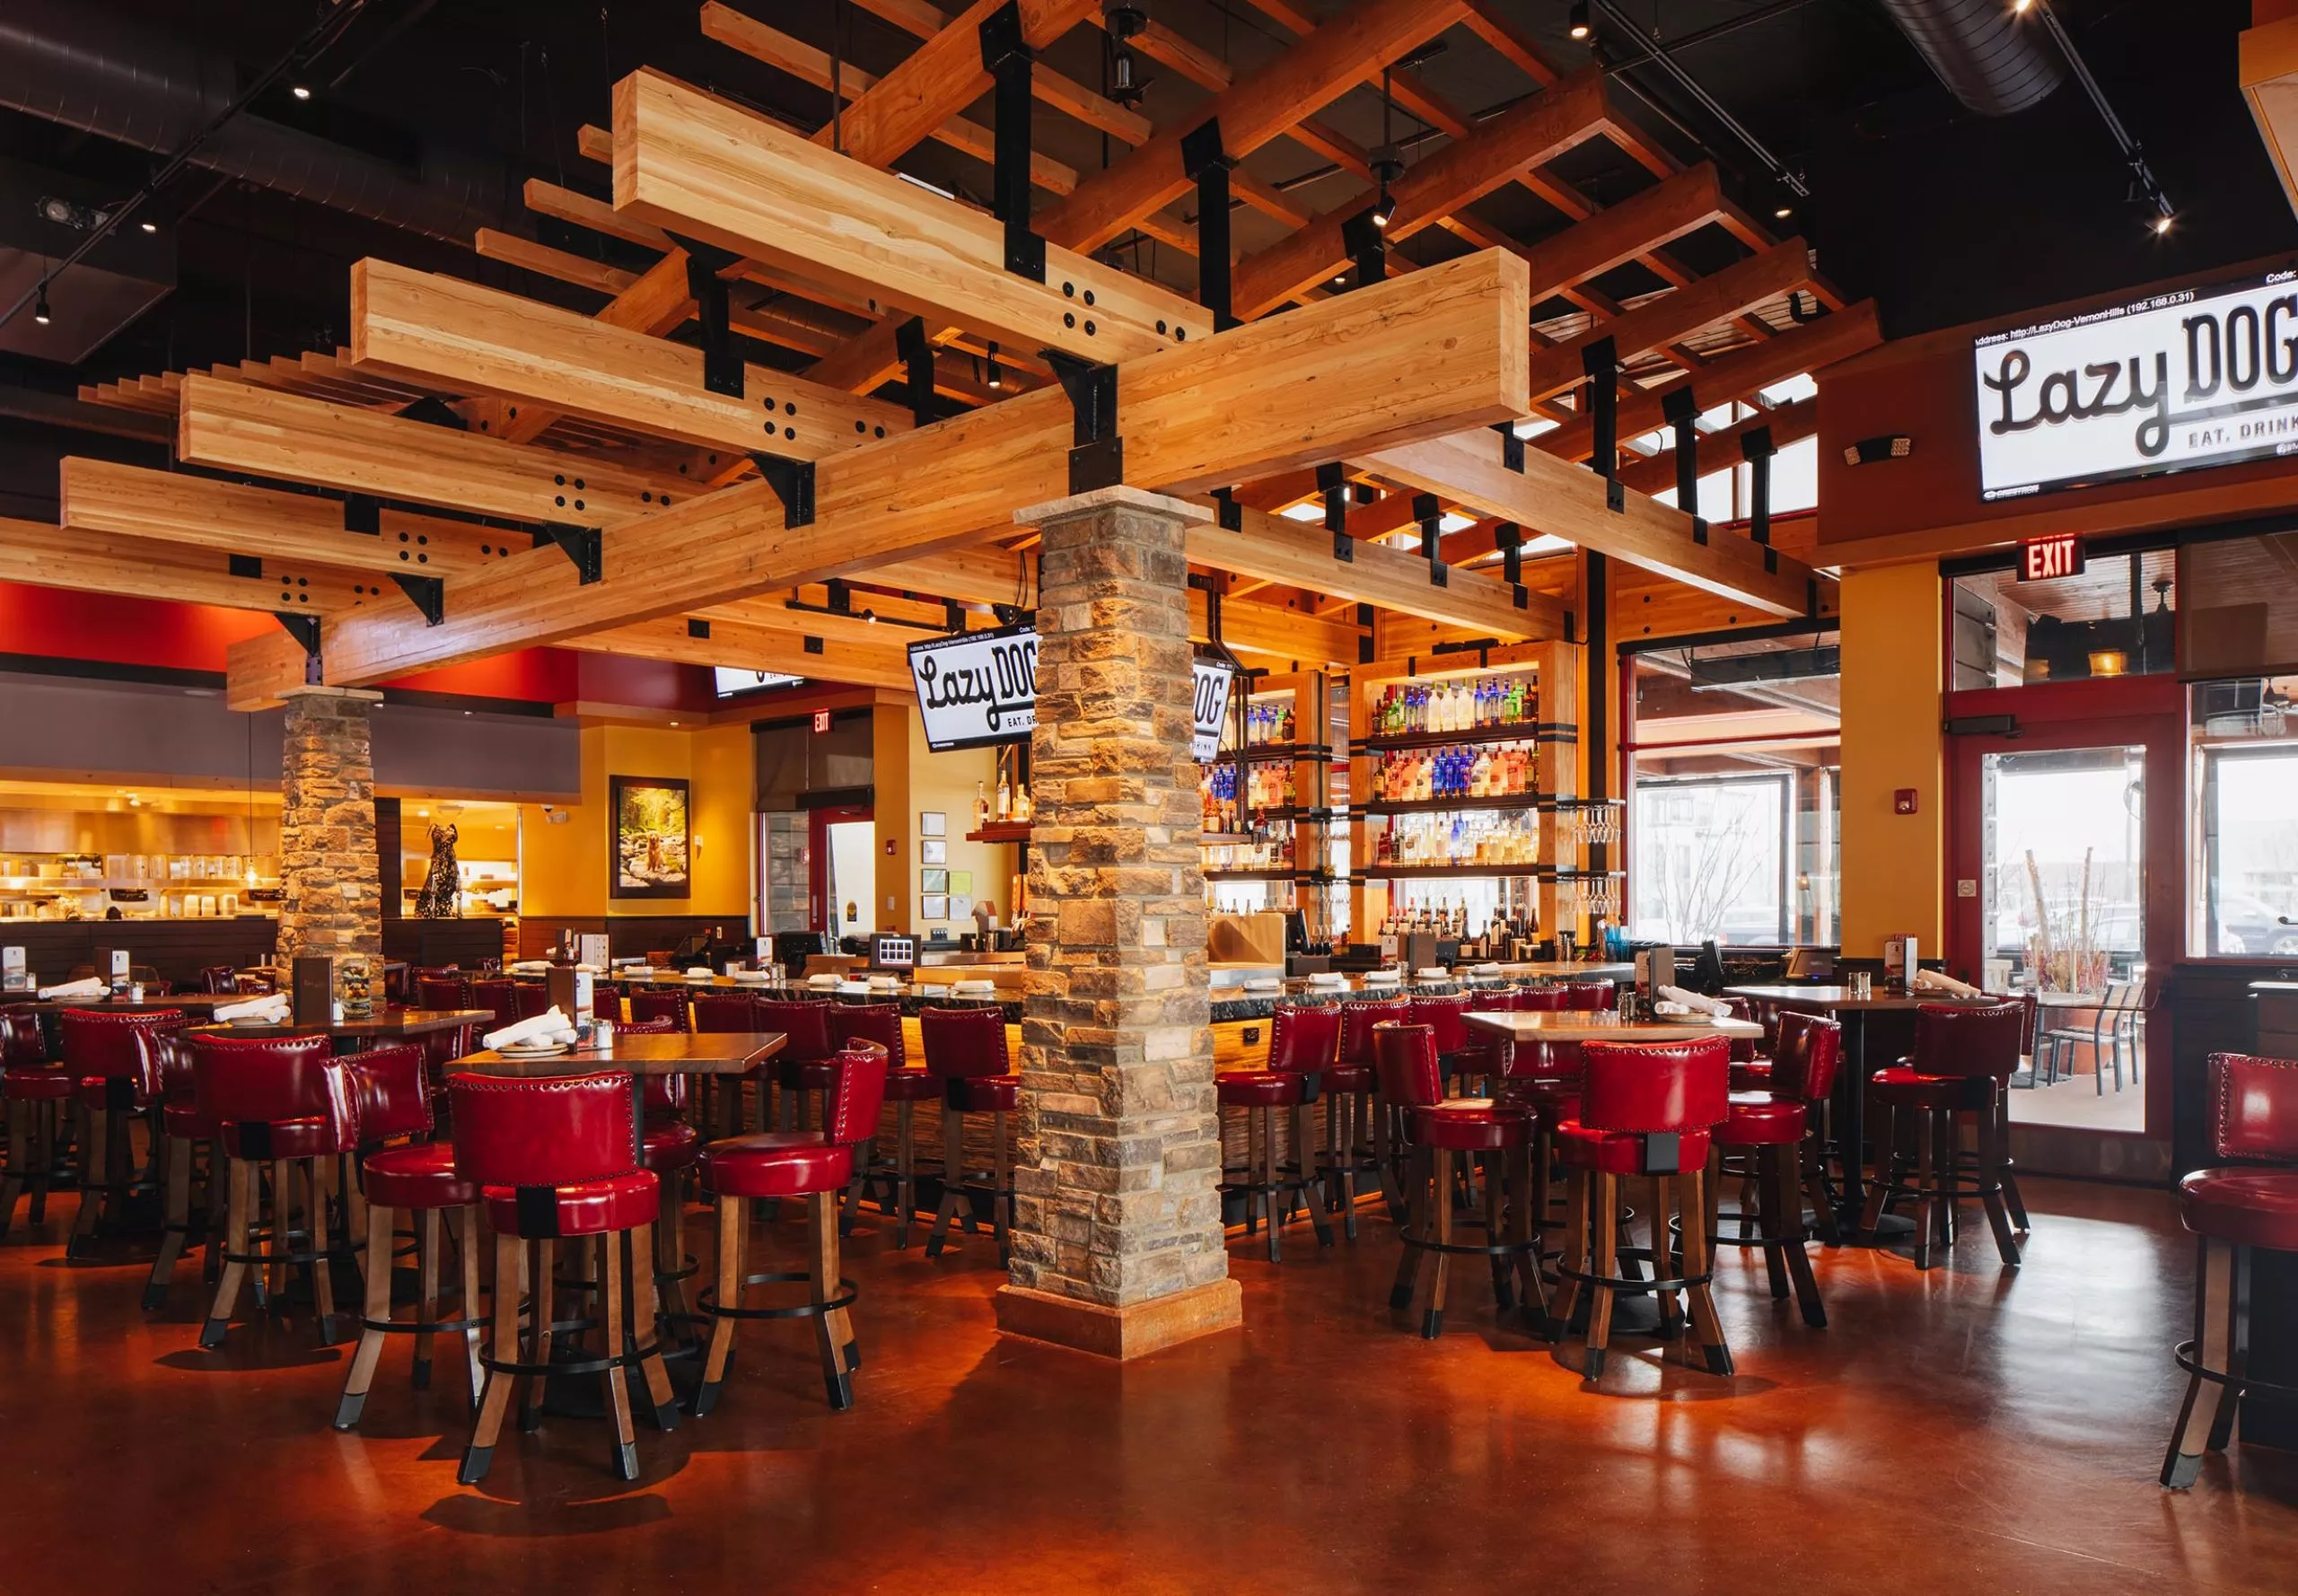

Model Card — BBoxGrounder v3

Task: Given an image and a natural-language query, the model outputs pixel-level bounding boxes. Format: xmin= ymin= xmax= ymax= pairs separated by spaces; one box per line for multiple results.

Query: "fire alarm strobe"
xmin=1893 ymin=789 xmax=1919 ymax=815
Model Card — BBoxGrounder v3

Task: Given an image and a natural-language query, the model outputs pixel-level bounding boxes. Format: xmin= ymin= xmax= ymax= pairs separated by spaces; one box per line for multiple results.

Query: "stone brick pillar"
xmin=276 ymin=687 xmax=385 ymax=964
xmin=994 ymin=487 xmax=1241 ymax=1359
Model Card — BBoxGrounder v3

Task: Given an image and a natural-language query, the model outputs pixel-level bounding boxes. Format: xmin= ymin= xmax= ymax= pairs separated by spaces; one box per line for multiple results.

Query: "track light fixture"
xmin=32 ymin=289 xmax=51 ymax=326
xmin=1370 ymin=189 xmax=1398 ymax=229
xmin=1104 ymin=2 xmax=1149 ymax=107
xmin=986 ymin=339 xmax=1003 ymax=389
xmin=1568 ymin=2 xmax=1592 ymax=41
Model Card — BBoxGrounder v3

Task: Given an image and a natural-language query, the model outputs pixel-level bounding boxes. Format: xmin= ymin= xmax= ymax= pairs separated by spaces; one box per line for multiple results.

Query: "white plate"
xmin=497 ymin=1039 xmax=571 ymax=1057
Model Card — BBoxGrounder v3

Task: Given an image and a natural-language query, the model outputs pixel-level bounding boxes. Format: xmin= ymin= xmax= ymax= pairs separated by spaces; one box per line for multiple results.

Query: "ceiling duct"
xmin=1877 ymin=0 xmax=2064 ymax=117
xmin=0 ymin=0 xmax=504 ymax=245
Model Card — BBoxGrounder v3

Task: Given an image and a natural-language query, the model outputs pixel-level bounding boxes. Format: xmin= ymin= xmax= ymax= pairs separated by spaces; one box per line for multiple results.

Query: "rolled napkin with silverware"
xmin=214 ymin=993 xmax=292 ymax=1023
xmin=485 ymin=1006 xmax=579 ymax=1051
xmin=1656 ymin=986 xmax=1733 ymax=1018
xmin=1912 ymin=969 xmax=1983 ymax=997
xmin=38 ymin=976 xmax=106 ymax=1000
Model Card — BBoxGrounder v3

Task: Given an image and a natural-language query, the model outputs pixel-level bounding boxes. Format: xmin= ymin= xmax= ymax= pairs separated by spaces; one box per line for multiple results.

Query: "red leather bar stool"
xmin=627 ymin=988 xmax=689 ymax=1030
xmin=919 ymin=1005 xmax=1019 ymax=1265
xmin=694 ymin=993 xmax=767 ymax=1136
xmin=1373 ymin=1021 xmax=1543 ymax=1338
xmin=1 ymin=1011 xmax=70 ymax=1238
xmin=615 ymin=1017 xmax=705 ymax=1325
xmin=62 ymin=1007 xmax=184 ymax=1260
xmin=829 ymin=1003 xmax=919 ymax=1238
xmin=336 ymin=1044 xmax=484 ymax=1429
xmin=469 ymin=978 xmax=520 ymax=1034
xmin=414 ymin=971 xmax=466 ymax=1012
xmin=1337 ymin=996 xmax=1409 ymax=1221
xmin=1560 ymin=980 xmax=1616 ymax=1012
xmin=140 ymin=1030 xmax=221 ymax=1310
xmin=450 ymin=1070 xmax=677 ymax=1486
xmin=1215 ymin=1003 xmax=1338 ymax=1261
xmin=198 ymin=966 xmax=241 ymax=995
xmin=193 ymin=1034 xmax=364 ymax=1348
xmin=1550 ymin=1038 xmax=1732 ymax=1379
xmin=764 ymin=998 xmax=841 ymax=1135
xmin=1857 ymin=1002 xmax=2025 ymax=1270
xmin=2161 ymin=1052 xmax=2298 ymax=1489
xmin=1408 ymin=993 xmax=1476 ymax=1092
xmin=1705 ymin=1012 xmax=1843 ymax=1328
xmin=695 ymin=1040 xmax=889 ymax=1415
xmin=1492 ymin=985 xmax=1575 ymax=1229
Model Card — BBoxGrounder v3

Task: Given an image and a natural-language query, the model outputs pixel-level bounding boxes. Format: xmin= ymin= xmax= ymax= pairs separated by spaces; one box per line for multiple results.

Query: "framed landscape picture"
xmin=610 ymin=776 xmax=691 ymax=899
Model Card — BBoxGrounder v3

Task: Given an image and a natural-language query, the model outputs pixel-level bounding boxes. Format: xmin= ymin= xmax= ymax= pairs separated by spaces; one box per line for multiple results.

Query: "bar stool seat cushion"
xmin=482 ymin=1170 xmax=659 ymax=1238
xmin=222 ymin=1116 xmax=355 ymax=1161
xmin=1720 ymin=1092 xmax=1808 ymax=1146
xmin=1556 ymin=1121 xmax=1715 ymax=1176
xmin=1730 ymin=1061 xmax=1774 ymax=1092
xmin=642 ymin=1119 xmax=702 ymax=1175
xmin=1494 ymin=1076 xmax=1582 ymax=1121
xmin=1410 ymin=1100 xmax=1531 ymax=1152
xmin=776 ymin=1057 xmax=840 ymax=1092
xmin=701 ymin=1133 xmax=855 ymax=1199
xmin=1323 ymin=1063 xmax=1373 ymax=1095
xmin=4 ymin=1068 xmax=75 ymax=1101
xmin=2179 ymin=1168 xmax=2298 ymax=1251
xmin=162 ymin=1099 xmax=222 ymax=1140
xmin=75 ymin=1075 xmax=148 ymax=1109
xmin=364 ymin=1142 xmax=478 ymax=1209
xmin=882 ymin=1065 xmax=940 ymax=1103
xmin=1869 ymin=1066 xmax=1991 ymax=1111
xmin=1215 ymin=1070 xmax=1306 ymax=1109
xmin=948 ymin=1074 xmax=1020 ymax=1113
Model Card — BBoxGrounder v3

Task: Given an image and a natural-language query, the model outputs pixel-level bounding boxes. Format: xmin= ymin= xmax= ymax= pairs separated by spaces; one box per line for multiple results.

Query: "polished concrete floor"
xmin=4 ymin=1175 xmax=2295 ymax=1593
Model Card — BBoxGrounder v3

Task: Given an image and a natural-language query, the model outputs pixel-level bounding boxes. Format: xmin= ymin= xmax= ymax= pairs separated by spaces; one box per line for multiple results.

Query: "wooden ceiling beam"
xmin=1617 ymin=396 xmax=1819 ymax=497
xmin=0 ymin=519 xmax=407 ymax=618
xmin=1526 ymin=238 xmax=1813 ymax=404
xmin=473 ymin=229 xmax=636 ymax=296
xmin=831 ymin=0 xmax=1153 ymax=145
xmin=824 ymin=0 xmax=1100 ymax=170
xmin=1188 ymin=585 xmax=1364 ymax=668
xmin=571 ymin=614 xmax=918 ymax=691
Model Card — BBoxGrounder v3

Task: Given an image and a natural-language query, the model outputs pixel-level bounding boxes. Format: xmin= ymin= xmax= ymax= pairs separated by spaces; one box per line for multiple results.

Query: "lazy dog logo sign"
xmin=1974 ymin=266 xmax=2298 ymax=501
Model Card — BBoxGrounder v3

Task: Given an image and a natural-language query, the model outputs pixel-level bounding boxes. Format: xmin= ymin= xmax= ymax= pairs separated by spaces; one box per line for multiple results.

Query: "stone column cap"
xmin=279 ymin=684 xmax=385 ymax=705
xmin=1013 ymin=486 xmax=1214 ymax=530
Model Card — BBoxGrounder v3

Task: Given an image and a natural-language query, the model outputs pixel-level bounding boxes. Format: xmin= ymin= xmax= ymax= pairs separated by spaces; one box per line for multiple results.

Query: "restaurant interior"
xmin=2 ymin=0 xmax=2296 ymax=1586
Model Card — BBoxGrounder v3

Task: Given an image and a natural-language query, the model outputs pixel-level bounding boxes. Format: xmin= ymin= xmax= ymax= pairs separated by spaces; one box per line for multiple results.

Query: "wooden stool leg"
xmin=145 ymin=1134 xmax=194 ymax=1310
xmin=1294 ymin=1102 xmax=1332 ymax=1250
xmin=809 ymin=1189 xmax=855 ymax=1409
xmin=198 ymin=1158 xmax=254 ymax=1348
xmin=2163 ymin=1237 xmax=2245 ymax=1488
xmin=1978 ymin=1090 xmax=2022 ymax=1267
xmin=1802 ymin=1135 xmax=1841 ymax=1247
xmin=1425 ymin=1148 xmax=1453 ymax=1338
xmin=1388 ymin=1145 xmax=1426 ymax=1312
xmin=1774 ymin=1144 xmax=1826 ymax=1328
xmin=1507 ymin=1144 xmax=1550 ymax=1338
xmin=1485 ymin=1151 xmax=1512 ymax=1307
xmin=307 ymin=1162 xmax=345 ymax=1346
xmin=627 ymin=1222 xmax=678 ymax=1430
xmin=1680 ymin=1168 xmax=1733 ymax=1375
xmin=1551 ymin=1166 xmax=1589 ymax=1336
xmin=1756 ymin=1148 xmax=1791 ymax=1301
xmin=657 ymin=1179 xmax=693 ymax=1328
xmin=1373 ymin=1092 xmax=1402 ymax=1218
xmin=696 ymin=1198 xmax=744 ymax=1416
xmin=335 ymin=1201 xmax=396 ymax=1429
xmin=894 ymin=1101 xmax=916 ymax=1250
xmin=412 ymin=1206 xmax=442 ymax=1384
xmin=1650 ymin=1174 xmax=1682 ymax=1337
xmin=992 ymin=1109 xmax=1012 ymax=1267
xmin=456 ymin=1206 xmax=485 ymax=1407
xmin=29 ymin=1101 xmax=54 ymax=1225
xmin=1261 ymin=1109 xmax=1284 ymax=1263
xmin=1240 ymin=1109 xmax=1260 ymax=1237
xmin=601 ymin=1229 xmax=640 ymax=1479
xmin=2 ymin=1101 xmax=30 ymax=1238
xmin=458 ymin=1232 xmax=523 ymax=1486
xmin=67 ymin=1106 xmax=107 ymax=1258
xmin=1857 ymin=1101 xmax=1895 ymax=1243
xmin=925 ymin=1109 xmax=964 ymax=1259
xmin=1583 ymin=1171 xmax=1618 ymax=1376
xmin=520 ymin=1239 xmax=556 ymax=1434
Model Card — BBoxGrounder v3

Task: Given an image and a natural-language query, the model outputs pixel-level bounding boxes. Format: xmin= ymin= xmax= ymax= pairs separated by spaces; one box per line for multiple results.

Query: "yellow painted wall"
xmin=518 ymin=724 xmax=750 ymax=919
xmin=1838 ymin=563 xmax=1944 ymax=956
xmin=901 ymin=707 xmax=1015 ymax=934
xmin=871 ymin=705 xmax=909 ymax=934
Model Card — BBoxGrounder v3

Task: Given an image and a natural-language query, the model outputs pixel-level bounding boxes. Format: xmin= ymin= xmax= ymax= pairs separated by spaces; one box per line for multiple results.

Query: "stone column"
xmin=276 ymin=687 xmax=385 ymax=964
xmin=994 ymin=487 xmax=1241 ymax=1360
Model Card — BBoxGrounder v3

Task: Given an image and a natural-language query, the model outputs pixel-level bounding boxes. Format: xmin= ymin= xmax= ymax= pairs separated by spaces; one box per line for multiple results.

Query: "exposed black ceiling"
xmin=0 ymin=0 xmax=2288 ymax=408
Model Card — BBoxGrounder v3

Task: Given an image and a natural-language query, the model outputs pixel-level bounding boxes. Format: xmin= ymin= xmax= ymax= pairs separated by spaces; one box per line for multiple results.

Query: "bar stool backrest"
xmin=1338 ymin=997 xmax=1410 ymax=1066
xmin=692 ymin=994 xmax=763 ymax=1034
xmin=757 ymin=998 xmax=836 ymax=1063
xmin=344 ymin=1043 xmax=434 ymax=1142
xmin=1579 ymin=1038 xmax=1729 ymax=1134
xmin=1267 ymin=1004 xmax=1341 ymax=1074
xmin=193 ymin=1034 xmax=357 ymax=1147
xmin=1561 ymin=981 xmax=1615 ymax=1012
xmin=830 ymin=1002 xmax=907 ymax=1070
xmin=627 ymin=990 xmax=689 ymax=1030
xmin=1515 ymin=986 xmax=1568 ymax=1012
xmin=468 ymin=979 xmax=519 ymax=1031
xmin=2207 ymin=1053 xmax=2298 ymax=1162
xmin=618 ymin=1019 xmax=685 ymax=1110
xmin=62 ymin=1008 xmax=185 ymax=1081
xmin=416 ymin=975 xmax=467 ymax=1011
xmin=0 ymin=1010 xmax=48 ymax=1069
xmin=450 ymin=1071 xmax=636 ymax=1187
xmin=512 ymin=983 xmax=552 ymax=1022
xmin=199 ymin=965 xmax=240 ymax=995
xmin=822 ymin=1039 xmax=891 ymax=1145
xmin=1372 ymin=1021 xmax=1444 ymax=1109
xmin=1407 ymin=994 xmax=1471 ymax=1056
xmin=1768 ymin=1012 xmax=1843 ymax=1105
xmin=920 ymin=1005 xmax=1009 ymax=1078
xmin=134 ymin=1030 xmax=196 ymax=1106
xmin=1909 ymin=1001 xmax=2026 ymax=1080
xmin=1723 ymin=996 xmax=1759 ymax=1064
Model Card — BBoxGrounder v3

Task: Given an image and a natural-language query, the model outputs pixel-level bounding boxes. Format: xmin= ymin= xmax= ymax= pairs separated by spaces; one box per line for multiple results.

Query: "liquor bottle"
xmin=996 ymin=771 xmax=1012 ymax=821
xmin=976 ymin=781 xmax=990 ymax=831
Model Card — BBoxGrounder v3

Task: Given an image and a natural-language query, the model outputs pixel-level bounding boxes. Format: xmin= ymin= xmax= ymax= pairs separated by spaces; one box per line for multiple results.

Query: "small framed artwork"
xmin=921 ymin=867 xmax=949 ymax=893
xmin=920 ymin=811 xmax=946 ymax=837
xmin=610 ymin=776 xmax=691 ymax=899
xmin=951 ymin=894 xmax=973 ymax=922
xmin=921 ymin=893 xmax=949 ymax=920
xmin=951 ymin=869 xmax=974 ymax=896
xmin=921 ymin=838 xmax=948 ymax=864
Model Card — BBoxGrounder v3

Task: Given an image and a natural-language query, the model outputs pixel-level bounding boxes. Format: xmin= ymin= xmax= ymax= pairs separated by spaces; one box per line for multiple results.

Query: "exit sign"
xmin=811 ymin=709 xmax=833 ymax=733
xmin=2018 ymin=532 xmax=2085 ymax=583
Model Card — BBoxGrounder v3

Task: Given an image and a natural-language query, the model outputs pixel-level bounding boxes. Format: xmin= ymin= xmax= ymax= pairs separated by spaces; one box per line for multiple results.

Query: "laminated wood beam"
xmin=569 ymin=614 xmax=918 ymax=692
xmin=347 ymin=259 xmax=908 ymax=458
xmin=524 ymin=178 xmax=675 ymax=252
xmin=58 ymin=459 xmax=515 ymax=580
xmin=300 ymin=249 xmax=1529 ymax=688
xmin=1187 ymin=585 xmax=1364 ymax=668
xmin=826 ymin=0 xmax=1099 ymax=170
xmin=226 ymin=630 xmax=319 ymax=713
xmin=176 ymin=373 xmax=687 ymax=530
xmin=1033 ymin=0 xmax=1472 ymax=253
xmin=1524 ymin=239 xmax=1813 ymax=404
xmin=1366 ymin=427 xmax=1814 ymax=616
xmin=611 ymin=67 xmax=1207 ymax=364
xmin=837 ymin=0 xmax=1153 ymax=144
xmin=473 ymin=230 xmax=637 ymax=296
xmin=1617 ymin=397 xmax=1817 ymax=497
xmin=1506 ymin=166 xmax=1727 ymax=304
xmin=0 ymin=519 xmax=404 ymax=618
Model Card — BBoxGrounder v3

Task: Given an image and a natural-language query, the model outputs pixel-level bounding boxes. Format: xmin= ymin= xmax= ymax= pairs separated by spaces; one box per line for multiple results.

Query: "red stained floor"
xmin=3 ymin=1176 xmax=2294 ymax=1593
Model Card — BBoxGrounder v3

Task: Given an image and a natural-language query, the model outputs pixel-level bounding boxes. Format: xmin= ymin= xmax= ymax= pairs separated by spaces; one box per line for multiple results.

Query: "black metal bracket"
xmin=1583 ymin=336 xmax=1623 ymax=513
xmin=229 ymin=553 xmax=263 ymax=580
xmin=391 ymin=573 xmax=445 ymax=627
xmin=1180 ymin=118 xmax=1239 ymax=331
xmin=1317 ymin=462 xmax=1351 ymax=562
xmin=274 ymin=610 xmax=322 ymax=664
xmin=751 ymin=452 xmax=817 ymax=527
xmin=943 ymin=599 xmax=966 ymax=634
xmin=343 ymin=494 xmax=381 ymax=535
xmin=1493 ymin=420 xmax=1524 ymax=473
xmin=1742 ymin=424 xmax=1776 ymax=553
xmin=1414 ymin=493 xmax=1446 ymax=587
xmin=1042 ymin=349 xmax=1122 ymax=493
xmin=825 ymin=578 xmax=853 ymax=615
xmin=1494 ymin=521 xmax=1522 ymax=586
xmin=803 ymin=636 xmax=824 ymax=655
xmin=1212 ymin=486 xmax=1241 ymax=531
xmin=688 ymin=618 xmax=712 ymax=640
xmin=397 ymin=395 xmax=469 ymax=432
xmin=1339 ymin=208 xmax=1385 ymax=287
xmin=979 ymin=3 xmax=1045 ymax=283
xmin=1660 ymin=384 xmax=1699 ymax=515
xmin=894 ymin=317 xmax=934 ymax=429
xmin=541 ymin=522 xmax=603 ymax=584
xmin=669 ymin=232 xmax=747 ymax=398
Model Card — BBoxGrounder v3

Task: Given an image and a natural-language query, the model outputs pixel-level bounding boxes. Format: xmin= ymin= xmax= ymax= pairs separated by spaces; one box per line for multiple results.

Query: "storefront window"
xmin=1950 ymin=550 xmax=2176 ymax=689
xmin=2192 ymin=676 xmax=2298 ymax=958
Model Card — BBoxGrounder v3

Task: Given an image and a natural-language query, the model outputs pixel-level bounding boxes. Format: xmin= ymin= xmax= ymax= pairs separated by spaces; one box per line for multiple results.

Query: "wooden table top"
xmin=188 ymin=1007 xmax=491 ymax=1040
xmin=447 ymin=1030 xmax=785 ymax=1079
xmin=12 ymin=992 xmax=240 ymax=1013
xmin=1465 ymin=1010 xmax=1765 ymax=1043
xmin=1725 ymin=984 xmax=2007 ymax=1012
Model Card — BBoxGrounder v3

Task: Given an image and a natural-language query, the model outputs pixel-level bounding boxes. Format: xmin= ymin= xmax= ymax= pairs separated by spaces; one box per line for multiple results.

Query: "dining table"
xmin=1463 ymin=1009 xmax=1766 ymax=1045
xmin=186 ymin=1007 xmax=493 ymax=1049
xmin=447 ymin=1030 xmax=786 ymax=1164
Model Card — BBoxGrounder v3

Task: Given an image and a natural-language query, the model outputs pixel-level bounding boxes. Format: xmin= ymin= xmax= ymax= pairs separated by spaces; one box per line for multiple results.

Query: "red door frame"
xmin=1943 ymin=675 xmax=2182 ymax=1138
xmin=807 ymin=803 xmax=873 ymax=938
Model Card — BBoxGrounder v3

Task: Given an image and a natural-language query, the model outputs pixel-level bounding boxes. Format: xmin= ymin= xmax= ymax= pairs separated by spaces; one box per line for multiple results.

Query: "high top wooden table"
xmin=1464 ymin=1010 xmax=1765 ymax=1046
xmin=187 ymin=1007 xmax=491 ymax=1049
xmin=448 ymin=1031 xmax=785 ymax=1163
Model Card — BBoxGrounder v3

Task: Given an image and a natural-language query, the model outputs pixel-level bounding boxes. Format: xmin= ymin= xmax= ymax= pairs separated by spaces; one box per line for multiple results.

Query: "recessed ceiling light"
xmin=291 ymin=84 xmax=311 ymax=101
xmin=139 ymin=220 xmax=158 ymax=233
